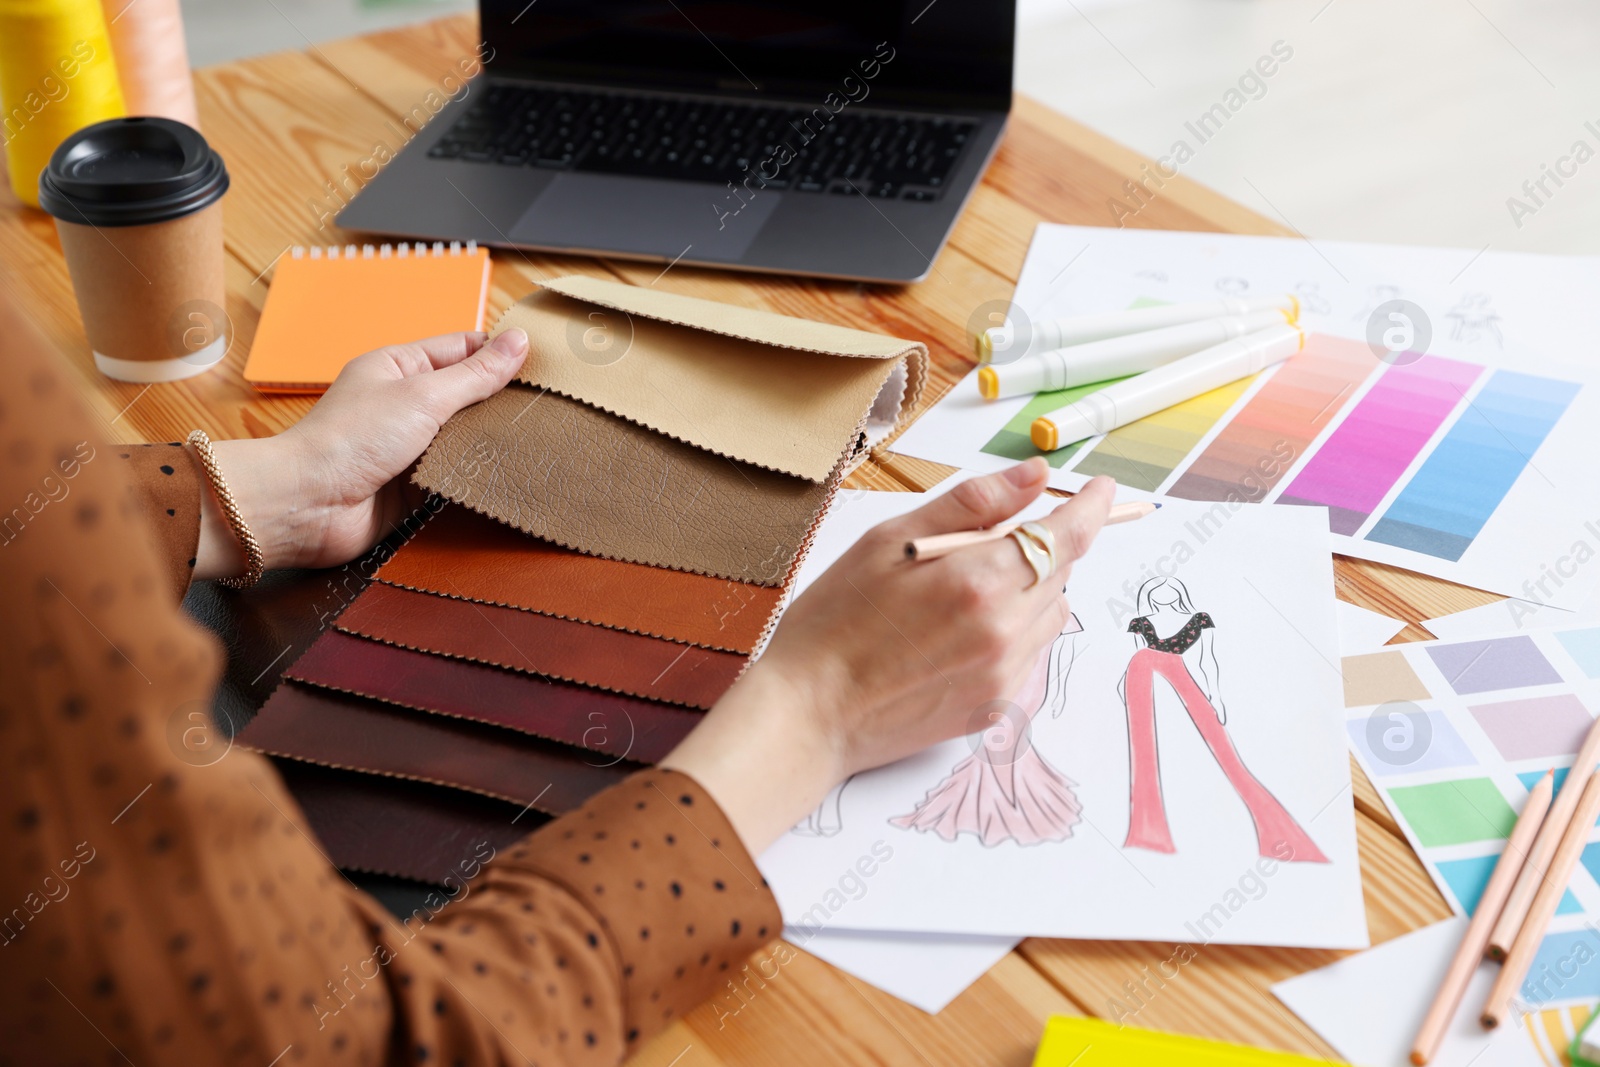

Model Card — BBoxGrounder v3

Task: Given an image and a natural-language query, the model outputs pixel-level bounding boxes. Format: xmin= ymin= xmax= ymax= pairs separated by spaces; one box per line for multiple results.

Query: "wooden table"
xmin=0 ymin=14 xmax=1505 ymax=1065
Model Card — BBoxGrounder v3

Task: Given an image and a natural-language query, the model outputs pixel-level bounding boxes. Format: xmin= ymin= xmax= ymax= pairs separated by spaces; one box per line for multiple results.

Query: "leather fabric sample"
xmin=503 ymin=282 xmax=908 ymax=481
xmin=375 ymin=504 xmax=782 ymax=653
xmin=334 ymin=580 xmax=745 ymax=709
xmin=287 ymin=629 xmax=701 ymax=763
xmin=414 ymin=385 xmax=836 ymax=586
xmin=275 ymin=760 xmax=537 ymax=884
xmin=240 ymin=681 xmax=629 ymax=811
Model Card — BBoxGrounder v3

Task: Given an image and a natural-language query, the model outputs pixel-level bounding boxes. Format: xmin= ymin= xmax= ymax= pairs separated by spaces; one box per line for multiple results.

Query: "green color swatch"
xmin=1387 ymin=778 xmax=1517 ymax=848
xmin=979 ymin=376 xmax=1132 ymax=468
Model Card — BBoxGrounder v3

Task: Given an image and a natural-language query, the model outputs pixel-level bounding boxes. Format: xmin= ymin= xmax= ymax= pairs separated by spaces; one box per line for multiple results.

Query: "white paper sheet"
xmin=762 ymin=490 xmax=1365 ymax=946
xmin=785 ymin=927 xmax=1018 ymax=1014
xmin=1273 ymin=919 xmax=1589 ymax=1067
xmin=1338 ymin=601 xmax=1407 ymax=653
xmin=1425 ymin=590 xmax=1600 ymax=643
xmin=891 ymin=226 xmax=1600 ymax=608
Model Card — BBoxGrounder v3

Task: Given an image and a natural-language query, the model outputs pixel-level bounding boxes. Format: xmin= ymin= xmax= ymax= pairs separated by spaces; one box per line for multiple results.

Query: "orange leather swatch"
xmin=241 ymin=682 xmax=628 ymax=812
xmin=335 ymin=582 xmax=744 ymax=710
xmin=413 ymin=385 xmax=835 ymax=586
xmin=376 ymin=505 xmax=783 ymax=653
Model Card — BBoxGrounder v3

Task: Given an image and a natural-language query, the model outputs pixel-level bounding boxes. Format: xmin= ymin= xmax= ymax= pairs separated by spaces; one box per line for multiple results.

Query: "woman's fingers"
xmin=1038 ymin=476 xmax=1116 ymax=569
xmin=412 ymin=328 xmax=529 ymax=422
xmin=888 ymin=460 xmax=1049 ymax=538
xmin=409 ymin=330 xmax=491 ymax=370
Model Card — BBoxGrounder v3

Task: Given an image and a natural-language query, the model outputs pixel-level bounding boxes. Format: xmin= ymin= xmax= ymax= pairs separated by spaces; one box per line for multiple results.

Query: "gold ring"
xmin=1009 ymin=528 xmax=1052 ymax=589
xmin=1016 ymin=521 xmax=1058 ymax=579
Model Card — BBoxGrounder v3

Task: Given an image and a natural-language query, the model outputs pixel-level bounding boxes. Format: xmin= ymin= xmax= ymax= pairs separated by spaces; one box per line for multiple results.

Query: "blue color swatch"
xmin=1438 ymin=853 xmax=1582 ymax=916
xmin=1367 ymin=370 xmax=1580 ymax=561
xmin=1558 ymin=628 xmax=1600 ymax=679
xmin=1517 ymin=768 xmax=1600 ymax=826
xmin=1521 ymin=929 xmax=1600 ymax=1004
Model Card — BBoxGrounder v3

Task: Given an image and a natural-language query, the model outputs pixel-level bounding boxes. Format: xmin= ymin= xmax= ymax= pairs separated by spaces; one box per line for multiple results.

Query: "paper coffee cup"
xmin=38 ymin=117 xmax=230 ymax=383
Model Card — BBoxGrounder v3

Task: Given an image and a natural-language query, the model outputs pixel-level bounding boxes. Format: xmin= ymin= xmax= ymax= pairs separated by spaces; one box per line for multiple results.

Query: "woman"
xmin=1119 ymin=576 xmax=1326 ymax=861
xmin=0 ymin=289 xmax=1113 ymax=1066
xmin=890 ymin=612 xmax=1084 ymax=847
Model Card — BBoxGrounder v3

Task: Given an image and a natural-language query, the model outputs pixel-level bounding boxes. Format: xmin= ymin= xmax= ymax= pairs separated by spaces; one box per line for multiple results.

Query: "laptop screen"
xmin=479 ymin=0 xmax=1014 ymax=110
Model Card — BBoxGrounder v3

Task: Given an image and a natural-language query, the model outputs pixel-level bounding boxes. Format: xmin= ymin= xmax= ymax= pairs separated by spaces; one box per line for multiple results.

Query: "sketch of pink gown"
xmin=889 ymin=614 xmax=1084 ymax=847
xmin=1121 ymin=578 xmax=1327 ymax=862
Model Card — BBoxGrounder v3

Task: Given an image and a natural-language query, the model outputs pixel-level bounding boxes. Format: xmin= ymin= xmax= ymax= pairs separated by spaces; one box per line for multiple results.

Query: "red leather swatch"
xmin=276 ymin=760 xmax=538 ymax=884
xmin=240 ymin=682 xmax=629 ymax=812
xmin=376 ymin=505 xmax=782 ymax=654
xmin=335 ymin=582 xmax=744 ymax=710
xmin=287 ymin=630 xmax=700 ymax=764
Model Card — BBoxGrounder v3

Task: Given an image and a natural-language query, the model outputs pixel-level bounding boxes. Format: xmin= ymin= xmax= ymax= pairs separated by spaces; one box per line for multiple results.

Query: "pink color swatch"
xmin=1278 ymin=355 xmax=1482 ymax=534
xmin=1469 ymin=693 xmax=1596 ymax=761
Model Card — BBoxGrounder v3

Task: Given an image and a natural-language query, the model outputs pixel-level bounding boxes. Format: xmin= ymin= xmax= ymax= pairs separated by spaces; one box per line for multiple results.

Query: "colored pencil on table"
xmin=1409 ymin=769 xmax=1554 ymax=1063
xmin=1481 ymin=770 xmax=1600 ymax=1029
xmin=1487 ymin=713 xmax=1600 ymax=959
xmin=905 ymin=501 xmax=1159 ymax=562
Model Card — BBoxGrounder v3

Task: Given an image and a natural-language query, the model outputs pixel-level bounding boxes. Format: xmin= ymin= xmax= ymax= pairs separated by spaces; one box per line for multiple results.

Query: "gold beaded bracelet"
xmin=186 ymin=429 xmax=265 ymax=590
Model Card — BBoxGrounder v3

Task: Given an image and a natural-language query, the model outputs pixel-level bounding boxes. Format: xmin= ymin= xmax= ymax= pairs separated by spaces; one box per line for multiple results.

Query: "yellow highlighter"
xmin=0 ymin=0 xmax=127 ymax=207
xmin=1034 ymin=1017 xmax=1345 ymax=1066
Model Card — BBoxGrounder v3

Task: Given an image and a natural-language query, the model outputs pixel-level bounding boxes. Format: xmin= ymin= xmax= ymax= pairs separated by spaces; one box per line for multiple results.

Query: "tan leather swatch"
xmin=376 ymin=505 xmax=782 ymax=653
xmin=503 ymin=285 xmax=903 ymax=482
xmin=241 ymin=682 xmax=630 ymax=812
xmin=414 ymin=385 xmax=836 ymax=587
xmin=335 ymin=581 xmax=745 ymax=710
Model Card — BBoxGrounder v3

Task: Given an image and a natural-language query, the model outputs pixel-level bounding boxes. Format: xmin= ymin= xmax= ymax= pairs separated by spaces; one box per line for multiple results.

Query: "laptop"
xmin=335 ymin=1 xmax=1015 ymax=283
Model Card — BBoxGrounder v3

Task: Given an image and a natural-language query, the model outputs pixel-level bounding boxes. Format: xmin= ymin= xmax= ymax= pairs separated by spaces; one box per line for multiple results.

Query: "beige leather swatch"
xmin=414 ymin=384 xmax=836 ymax=587
xmin=501 ymin=276 xmax=928 ymax=482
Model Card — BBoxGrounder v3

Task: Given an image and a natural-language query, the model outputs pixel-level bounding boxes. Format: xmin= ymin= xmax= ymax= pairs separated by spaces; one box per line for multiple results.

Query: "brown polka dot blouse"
xmin=0 ymin=297 xmax=780 ymax=1065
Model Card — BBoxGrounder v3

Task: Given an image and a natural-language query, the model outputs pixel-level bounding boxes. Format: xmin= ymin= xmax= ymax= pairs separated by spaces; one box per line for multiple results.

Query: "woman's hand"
xmin=662 ymin=461 xmax=1116 ymax=854
xmin=195 ymin=330 xmax=528 ymax=579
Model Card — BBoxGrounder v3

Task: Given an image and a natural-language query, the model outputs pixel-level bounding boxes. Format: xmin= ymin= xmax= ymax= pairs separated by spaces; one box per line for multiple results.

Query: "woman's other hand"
xmin=196 ymin=329 xmax=527 ymax=578
xmin=663 ymin=461 xmax=1116 ymax=853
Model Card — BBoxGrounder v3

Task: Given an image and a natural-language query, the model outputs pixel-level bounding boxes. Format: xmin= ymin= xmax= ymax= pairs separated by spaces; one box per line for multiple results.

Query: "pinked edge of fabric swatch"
xmin=241 ymin=682 xmax=628 ymax=813
xmin=413 ymin=387 xmax=841 ymax=590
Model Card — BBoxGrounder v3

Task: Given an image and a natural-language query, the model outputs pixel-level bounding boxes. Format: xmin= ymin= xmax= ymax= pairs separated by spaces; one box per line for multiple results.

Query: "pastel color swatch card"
xmin=1342 ymin=626 xmax=1600 ymax=1003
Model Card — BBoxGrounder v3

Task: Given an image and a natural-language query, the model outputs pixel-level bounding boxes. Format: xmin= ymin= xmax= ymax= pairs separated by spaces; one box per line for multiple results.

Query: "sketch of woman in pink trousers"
xmin=889 ymin=612 xmax=1085 ymax=847
xmin=1121 ymin=576 xmax=1326 ymax=861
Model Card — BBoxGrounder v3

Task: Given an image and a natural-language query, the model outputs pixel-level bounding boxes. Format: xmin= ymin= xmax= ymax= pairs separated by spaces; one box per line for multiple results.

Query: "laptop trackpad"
xmin=510 ymin=174 xmax=779 ymax=261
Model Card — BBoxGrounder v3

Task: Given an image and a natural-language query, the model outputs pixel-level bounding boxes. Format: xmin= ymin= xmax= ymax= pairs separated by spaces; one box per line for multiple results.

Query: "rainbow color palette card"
xmin=1344 ymin=626 xmax=1600 ymax=1007
xmin=894 ymin=226 xmax=1600 ymax=607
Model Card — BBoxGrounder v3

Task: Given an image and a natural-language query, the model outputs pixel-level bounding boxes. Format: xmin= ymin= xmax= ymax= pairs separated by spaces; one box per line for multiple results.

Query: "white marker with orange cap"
xmin=977 ymin=309 xmax=1294 ymax=401
xmin=976 ymin=293 xmax=1299 ymax=364
xmin=1030 ymin=324 xmax=1305 ymax=451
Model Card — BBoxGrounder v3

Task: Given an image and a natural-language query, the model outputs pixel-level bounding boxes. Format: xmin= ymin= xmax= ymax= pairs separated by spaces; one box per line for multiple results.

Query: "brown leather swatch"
xmin=375 ymin=505 xmax=782 ymax=653
xmin=276 ymin=760 xmax=538 ymax=885
xmin=241 ymin=682 xmax=628 ymax=812
xmin=334 ymin=581 xmax=744 ymax=710
xmin=412 ymin=385 xmax=835 ymax=587
xmin=287 ymin=630 xmax=701 ymax=764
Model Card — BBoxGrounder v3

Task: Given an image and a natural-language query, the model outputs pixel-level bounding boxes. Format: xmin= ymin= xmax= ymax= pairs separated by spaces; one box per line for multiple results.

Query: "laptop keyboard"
xmin=427 ymin=82 xmax=977 ymax=201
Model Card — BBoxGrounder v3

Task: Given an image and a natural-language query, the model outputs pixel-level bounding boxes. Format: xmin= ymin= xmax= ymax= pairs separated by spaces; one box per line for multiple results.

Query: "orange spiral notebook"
xmin=244 ymin=241 xmax=492 ymax=392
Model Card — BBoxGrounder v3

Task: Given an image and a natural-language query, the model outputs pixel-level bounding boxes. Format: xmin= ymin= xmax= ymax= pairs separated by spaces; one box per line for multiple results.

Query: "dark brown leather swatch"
xmin=334 ymin=581 xmax=744 ymax=710
xmin=375 ymin=505 xmax=782 ymax=653
xmin=287 ymin=630 xmax=701 ymax=764
xmin=275 ymin=760 xmax=537 ymax=885
xmin=240 ymin=682 xmax=628 ymax=812
xmin=412 ymin=385 xmax=836 ymax=587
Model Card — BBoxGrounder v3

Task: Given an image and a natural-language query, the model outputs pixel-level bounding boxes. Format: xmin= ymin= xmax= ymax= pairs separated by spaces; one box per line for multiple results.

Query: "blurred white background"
xmin=184 ymin=0 xmax=1600 ymax=255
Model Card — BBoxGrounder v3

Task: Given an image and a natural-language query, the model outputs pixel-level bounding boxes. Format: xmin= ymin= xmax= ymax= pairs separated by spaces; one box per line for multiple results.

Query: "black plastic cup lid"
xmin=38 ymin=117 xmax=229 ymax=228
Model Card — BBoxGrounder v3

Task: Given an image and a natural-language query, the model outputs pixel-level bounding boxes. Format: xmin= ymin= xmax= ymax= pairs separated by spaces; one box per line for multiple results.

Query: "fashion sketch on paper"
xmin=1119 ymin=576 xmax=1327 ymax=861
xmin=889 ymin=612 xmax=1085 ymax=848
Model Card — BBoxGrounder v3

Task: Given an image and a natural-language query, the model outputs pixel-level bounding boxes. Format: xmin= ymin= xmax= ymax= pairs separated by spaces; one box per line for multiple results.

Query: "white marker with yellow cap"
xmin=1030 ymin=324 xmax=1305 ymax=451
xmin=977 ymin=294 xmax=1299 ymax=364
xmin=977 ymin=309 xmax=1293 ymax=401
